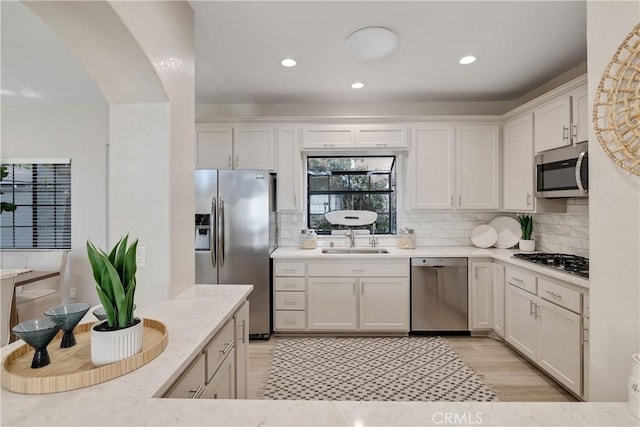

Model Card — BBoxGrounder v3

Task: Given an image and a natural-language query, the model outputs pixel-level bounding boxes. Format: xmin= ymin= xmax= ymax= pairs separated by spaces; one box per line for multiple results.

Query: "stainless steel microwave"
xmin=535 ymin=142 xmax=588 ymax=198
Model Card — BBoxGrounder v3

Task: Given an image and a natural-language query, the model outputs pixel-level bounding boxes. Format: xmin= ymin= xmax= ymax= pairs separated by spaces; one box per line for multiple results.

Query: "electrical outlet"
xmin=136 ymin=244 xmax=146 ymax=267
xmin=69 ymin=288 xmax=76 ymax=299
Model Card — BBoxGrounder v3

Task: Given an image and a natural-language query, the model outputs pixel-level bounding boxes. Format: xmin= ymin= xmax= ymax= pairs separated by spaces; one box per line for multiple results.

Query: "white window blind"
xmin=0 ymin=162 xmax=71 ymax=249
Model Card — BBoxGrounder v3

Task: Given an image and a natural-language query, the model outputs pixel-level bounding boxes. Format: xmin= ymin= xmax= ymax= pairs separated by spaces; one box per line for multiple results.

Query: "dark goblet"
xmin=12 ymin=318 xmax=61 ymax=368
xmin=44 ymin=303 xmax=91 ymax=348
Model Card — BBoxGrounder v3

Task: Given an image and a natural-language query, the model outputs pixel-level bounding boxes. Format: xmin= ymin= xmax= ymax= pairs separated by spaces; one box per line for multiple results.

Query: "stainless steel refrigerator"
xmin=195 ymin=170 xmax=276 ymax=338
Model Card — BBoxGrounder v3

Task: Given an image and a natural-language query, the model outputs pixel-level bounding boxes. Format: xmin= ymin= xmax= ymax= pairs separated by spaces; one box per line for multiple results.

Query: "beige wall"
xmin=587 ymin=0 xmax=640 ymax=401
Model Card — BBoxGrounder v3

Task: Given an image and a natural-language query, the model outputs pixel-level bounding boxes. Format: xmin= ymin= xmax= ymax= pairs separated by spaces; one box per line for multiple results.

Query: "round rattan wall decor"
xmin=593 ymin=22 xmax=640 ymax=176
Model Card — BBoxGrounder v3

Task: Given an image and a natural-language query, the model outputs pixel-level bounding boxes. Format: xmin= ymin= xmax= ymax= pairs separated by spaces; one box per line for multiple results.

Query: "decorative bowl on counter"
xmin=44 ymin=303 xmax=92 ymax=348
xmin=11 ymin=318 xmax=61 ymax=368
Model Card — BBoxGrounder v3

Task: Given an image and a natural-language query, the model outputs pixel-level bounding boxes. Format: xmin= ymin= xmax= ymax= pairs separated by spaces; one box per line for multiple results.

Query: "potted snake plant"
xmin=517 ymin=215 xmax=535 ymax=252
xmin=87 ymin=234 xmax=143 ymax=365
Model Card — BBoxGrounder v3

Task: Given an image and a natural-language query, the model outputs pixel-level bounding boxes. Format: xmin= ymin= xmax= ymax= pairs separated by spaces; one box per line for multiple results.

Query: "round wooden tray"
xmin=1 ymin=318 xmax=168 ymax=394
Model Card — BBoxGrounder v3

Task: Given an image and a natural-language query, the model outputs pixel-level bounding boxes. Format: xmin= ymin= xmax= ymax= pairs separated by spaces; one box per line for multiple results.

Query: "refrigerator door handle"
xmin=210 ymin=197 xmax=217 ymax=268
xmin=219 ymin=197 xmax=225 ymax=268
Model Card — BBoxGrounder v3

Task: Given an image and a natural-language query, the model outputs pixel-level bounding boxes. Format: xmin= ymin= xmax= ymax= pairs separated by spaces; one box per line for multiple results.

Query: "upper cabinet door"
xmin=302 ymin=125 xmax=355 ymax=149
xmin=503 ymin=114 xmax=534 ymax=211
xmin=196 ymin=126 xmax=233 ymax=169
xmin=355 ymin=125 xmax=408 ymax=148
xmin=410 ymin=125 xmax=456 ymax=209
xmin=233 ymin=127 xmax=275 ymax=170
xmin=570 ymin=85 xmax=589 ymax=144
xmin=276 ymin=128 xmax=302 ymax=212
xmin=534 ymin=96 xmax=571 ymax=153
xmin=457 ymin=125 xmax=500 ymax=210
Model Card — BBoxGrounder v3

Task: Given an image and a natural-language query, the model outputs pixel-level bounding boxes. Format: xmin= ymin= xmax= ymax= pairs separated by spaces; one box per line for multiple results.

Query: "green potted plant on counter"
xmin=517 ymin=215 xmax=535 ymax=252
xmin=87 ymin=234 xmax=142 ymax=365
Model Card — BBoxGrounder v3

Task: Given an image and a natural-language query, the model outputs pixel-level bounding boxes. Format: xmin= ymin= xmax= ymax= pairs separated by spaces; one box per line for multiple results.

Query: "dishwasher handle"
xmin=411 ymin=257 xmax=468 ymax=267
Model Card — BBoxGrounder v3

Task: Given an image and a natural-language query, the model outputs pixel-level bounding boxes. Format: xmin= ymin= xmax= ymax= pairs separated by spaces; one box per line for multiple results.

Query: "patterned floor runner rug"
xmin=261 ymin=336 xmax=501 ymax=401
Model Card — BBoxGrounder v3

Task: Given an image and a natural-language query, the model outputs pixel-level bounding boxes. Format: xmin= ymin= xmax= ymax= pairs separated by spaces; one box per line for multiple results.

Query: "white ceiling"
xmin=193 ymin=1 xmax=587 ymax=104
xmin=1 ymin=1 xmax=587 ymax=107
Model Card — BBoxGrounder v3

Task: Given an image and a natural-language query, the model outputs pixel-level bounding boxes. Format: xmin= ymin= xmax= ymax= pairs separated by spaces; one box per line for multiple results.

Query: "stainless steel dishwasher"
xmin=411 ymin=258 xmax=469 ymax=333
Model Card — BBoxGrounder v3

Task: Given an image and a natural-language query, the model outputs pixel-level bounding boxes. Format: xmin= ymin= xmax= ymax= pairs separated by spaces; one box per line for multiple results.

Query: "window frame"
xmin=306 ymin=155 xmax=396 ymax=235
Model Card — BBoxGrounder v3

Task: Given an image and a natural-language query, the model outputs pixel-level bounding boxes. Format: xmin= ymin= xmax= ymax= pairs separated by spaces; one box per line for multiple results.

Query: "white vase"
xmin=519 ymin=239 xmax=535 ymax=252
xmin=629 ymin=353 xmax=640 ymax=419
xmin=91 ymin=317 xmax=144 ymax=366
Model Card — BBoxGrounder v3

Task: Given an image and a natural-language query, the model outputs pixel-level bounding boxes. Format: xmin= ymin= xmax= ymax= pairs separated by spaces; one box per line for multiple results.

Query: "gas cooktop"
xmin=512 ymin=252 xmax=589 ymax=278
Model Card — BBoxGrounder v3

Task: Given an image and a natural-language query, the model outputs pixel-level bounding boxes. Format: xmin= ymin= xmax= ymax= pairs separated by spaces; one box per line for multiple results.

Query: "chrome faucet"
xmin=345 ymin=229 xmax=356 ymax=248
xmin=369 ymin=223 xmax=378 ymax=248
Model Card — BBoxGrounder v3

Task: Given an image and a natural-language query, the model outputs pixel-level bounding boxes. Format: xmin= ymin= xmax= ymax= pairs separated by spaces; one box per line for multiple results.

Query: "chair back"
xmin=1 ymin=272 xmax=17 ymax=346
xmin=26 ymin=251 xmax=68 ymax=275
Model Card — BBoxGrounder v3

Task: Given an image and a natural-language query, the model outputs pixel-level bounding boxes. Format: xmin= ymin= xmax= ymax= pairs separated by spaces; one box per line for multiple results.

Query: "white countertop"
xmin=272 ymin=246 xmax=590 ymax=289
xmin=3 ymin=285 xmax=634 ymax=426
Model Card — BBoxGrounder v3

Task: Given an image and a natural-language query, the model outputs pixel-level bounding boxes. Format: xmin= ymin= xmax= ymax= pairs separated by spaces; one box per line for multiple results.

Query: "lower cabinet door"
xmin=359 ymin=278 xmax=409 ymax=331
xmin=492 ymin=263 xmax=505 ymax=337
xmin=203 ymin=349 xmax=236 ymax=399
xmin=505 ymin=284 xmax=538 ymax=361
xmin=234 ymin=301 xmax=249 ymax=399
xmin=308 ymin=277 xmax=357 ymax=330
xmin=537 ymin=299 xmax=582 ymax=395
xmin=164 ymin=354 xmax=206 ymax=399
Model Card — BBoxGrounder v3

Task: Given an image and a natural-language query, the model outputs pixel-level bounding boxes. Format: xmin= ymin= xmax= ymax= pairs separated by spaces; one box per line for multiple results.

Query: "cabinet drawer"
xmin=505 ymin=266 xmax=537 ymax=294
xmin=307 ymin=262 xmax=408 ymax=277
xmin=164 ymin=354 xmax=206 ymax=398
xmin=538 ymin=278 xmax=582 ymax=313
xmin=274 ymin=291 xmax=306 ymax=310
xmin=274 ymin=277 xmax=306 ymax=291
xmin=274 ymin=310 xmax=306 ymax=330
xmin=274 ymin=262 xmax=305 ymax=276
xmin=204 ymin=318 xmax=235 ymax=383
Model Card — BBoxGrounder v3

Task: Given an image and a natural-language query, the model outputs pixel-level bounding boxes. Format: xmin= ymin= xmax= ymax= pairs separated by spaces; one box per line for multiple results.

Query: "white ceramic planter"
xmin=518 ymin=239 xmax=535 ymax=252
xmin=91 ymin=317 xmax=143 ymax=366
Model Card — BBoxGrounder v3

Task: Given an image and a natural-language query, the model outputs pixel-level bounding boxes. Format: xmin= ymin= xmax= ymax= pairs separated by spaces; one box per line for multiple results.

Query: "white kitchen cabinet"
xmin=533 ymin=83 xmax=588 ymax=153
xmin=307 ymin=277 xmax=358 ymax=330
xmin=503 ymin=113 xmax=535 ymax=211
xmin=196 ymin=126 xmax=233 ymax=169
xmin=410 ymin=125 xmax=456 ymax=209
xmin=355 ymin=124 xmax=408 ymax=148
xmin=203 ymin=347 xmax=236 ymax=400
xmin=505 ymin=284 xmax=538 ymax=361
xmin=359 ymin=278 xmax=409 ymax=331
xmin=234 ymin=301 xmax=249 ymax=399
xmin=537 ymin=298 xmax=582 ymax=395
xmin=457 ymin=125 xmax=500 ymax=210
xmin=163 ymin=353 xmax=206 ymax=399
xmin=195 ymin=124 xmax=275 ymax=170
xmin=492 ymin=263 xmax=505 ymax=337
xmin=273 ymin=261 xmax=307 ymax=331
xmin=302 ymin=125 xmax=355 ymax=149
xmin=276 ymin=128 xmax=302 ymax=211
xmin=469 ymin=261 xmax=493 ymax=331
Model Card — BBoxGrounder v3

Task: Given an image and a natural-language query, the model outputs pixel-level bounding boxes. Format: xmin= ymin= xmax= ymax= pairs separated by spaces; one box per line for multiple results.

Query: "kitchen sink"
xmin=321 ymin=248 xmax=389 ymax=254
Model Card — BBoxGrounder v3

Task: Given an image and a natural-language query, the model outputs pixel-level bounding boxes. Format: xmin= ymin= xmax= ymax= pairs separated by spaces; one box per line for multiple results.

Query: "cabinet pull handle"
xmin=458 ymin=194 xmax=462 ymax=206
xmin=283 ymin=269 xmax=297 ymax=272
xmin=220 ymin=341 xmax=233 ymax=355
xmin=227 ymin=155 xmax=232 ymax=167
xmin=545 ymin=290 xmax=562 ymax=298
xmin=353 ymin=281 xmax=356 ymax=295
xmin=323 ymin=144 xmax=334 ymax=147
xmin=352 ymin=269 xmax=365 ymax=272
xmin=571 ymin=124 xmax=578 ymax=141
xmin=237 ymin=320 xmax=246 ymax=343
xmin=450 ymin=194 xmax=454 ymax=206
xmin=361 ymin=282 xmax=364 ymax=295
xmin=235 ymin=155 xmax=239 ymax=167
xmin=284 ymin=299 xmax=295 ymax=305
xmin=376 ymin=143 xmax=388 ymax=147
xmin=294 ymin=195 xmax=297 ymax=206
xmin=512 ymin=277 xmax=523 ymax=283
xmin=530 ymin=300 xmax=535 ymax=317
xmin=535 ymin=304 xmax=541 ymax=319
xmin=526 ymin=193 xmax=532 ymax=206
xmin=190 ymin=385 xmax=204 ymax=399
xmin=562 ymin=126 xmax=569 ymax=142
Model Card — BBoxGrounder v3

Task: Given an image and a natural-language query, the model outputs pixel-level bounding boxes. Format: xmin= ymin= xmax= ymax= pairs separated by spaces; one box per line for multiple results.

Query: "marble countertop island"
xmin=2 ymin=285 xmax=635 ymax=426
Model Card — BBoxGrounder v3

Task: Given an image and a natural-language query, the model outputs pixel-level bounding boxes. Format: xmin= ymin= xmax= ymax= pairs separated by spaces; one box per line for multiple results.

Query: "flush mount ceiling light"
xmin=459 ymin=55 xmax=477 ymax=65
xmin=280 ymin=58 xmax=297 ymax=67
xmin=345 ymin=26 xmax=397 ymax=60
xmin=351 ymin=82 xmax=365 ymax=89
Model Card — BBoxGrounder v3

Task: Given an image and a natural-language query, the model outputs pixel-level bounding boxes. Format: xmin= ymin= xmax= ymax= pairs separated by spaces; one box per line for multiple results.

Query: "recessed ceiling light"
xmin=351 ymin=82 xmax=365 ymax=89
xmin=281 ymin=58 xmax=297 ymax=67
xmin=345 ymin=26 xmax=397 ymax=61
xmin=459 ymin=55 xmax=477 ymax=65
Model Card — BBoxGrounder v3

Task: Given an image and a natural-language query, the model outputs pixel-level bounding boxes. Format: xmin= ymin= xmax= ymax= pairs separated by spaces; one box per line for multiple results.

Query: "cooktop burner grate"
xmin=512 ymin=252 xmax=589 ymax=278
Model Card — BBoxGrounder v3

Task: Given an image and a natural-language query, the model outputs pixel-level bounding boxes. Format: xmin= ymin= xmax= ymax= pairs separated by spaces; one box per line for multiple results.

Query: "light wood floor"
xmin=248 ymin=335 xmax=577 ymax=402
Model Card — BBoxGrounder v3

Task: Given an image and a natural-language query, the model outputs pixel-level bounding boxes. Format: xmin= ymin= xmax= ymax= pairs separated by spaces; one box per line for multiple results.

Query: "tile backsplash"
xmin=278 ymin=199 xmax=589 ymax=257
xmin=532 ymin=199 xmax=589 ymax=258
